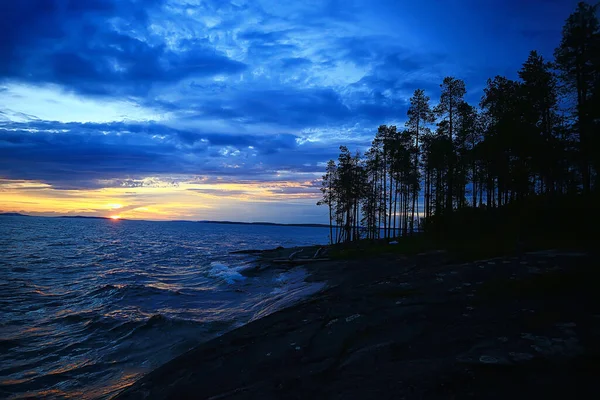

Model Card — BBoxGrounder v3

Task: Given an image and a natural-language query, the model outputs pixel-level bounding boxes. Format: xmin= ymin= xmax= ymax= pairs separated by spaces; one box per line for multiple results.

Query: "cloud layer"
xmin=0 ymin=0 xmax=580 ymax=221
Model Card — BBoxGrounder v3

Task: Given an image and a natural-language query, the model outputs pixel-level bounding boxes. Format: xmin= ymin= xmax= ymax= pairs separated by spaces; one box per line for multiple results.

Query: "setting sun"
xmin=110 ymin=215 xmax=121 ymax=220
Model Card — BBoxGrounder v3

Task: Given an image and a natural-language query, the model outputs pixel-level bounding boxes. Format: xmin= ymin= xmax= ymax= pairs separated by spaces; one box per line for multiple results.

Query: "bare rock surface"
xmin=114 ymin=249 xmax=600 ymax=400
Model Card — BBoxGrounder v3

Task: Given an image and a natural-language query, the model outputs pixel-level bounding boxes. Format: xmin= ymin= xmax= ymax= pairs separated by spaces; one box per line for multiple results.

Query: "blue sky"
xmin=0 ymin=0 xmax=580 ymax=222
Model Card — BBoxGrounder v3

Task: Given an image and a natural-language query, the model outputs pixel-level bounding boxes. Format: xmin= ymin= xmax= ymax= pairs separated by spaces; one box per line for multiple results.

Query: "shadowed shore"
xmin=113 ymin=244 xmax=599 ymax=399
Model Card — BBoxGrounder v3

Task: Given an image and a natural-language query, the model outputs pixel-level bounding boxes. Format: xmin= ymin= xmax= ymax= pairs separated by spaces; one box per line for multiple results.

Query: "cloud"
xmin=0 ymin=0 xmax=583 ymax=222
xmin=0 ymin=0 xmax=246 ymax=96
xmin=0 ymin=119 xmax=342 ymax=190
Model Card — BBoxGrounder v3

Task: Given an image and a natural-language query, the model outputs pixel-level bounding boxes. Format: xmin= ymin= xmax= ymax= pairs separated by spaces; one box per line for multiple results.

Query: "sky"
xmin=0 ymin=0 xmax=580 ymax=223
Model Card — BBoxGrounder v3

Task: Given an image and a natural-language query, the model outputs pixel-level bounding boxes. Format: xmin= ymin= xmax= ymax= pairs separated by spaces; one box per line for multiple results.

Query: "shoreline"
xmin=114 ymin=246 xmax=599 ymax=399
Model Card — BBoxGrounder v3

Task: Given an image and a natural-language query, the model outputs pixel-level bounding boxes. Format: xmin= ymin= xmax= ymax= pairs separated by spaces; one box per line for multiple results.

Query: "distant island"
xmin=197 ymin=220 xmax=330 ymax=228
xmin=0 ymin=212 xmax=30 ymax=217
xmin=58 ymin=215 xmax=119 ymax=220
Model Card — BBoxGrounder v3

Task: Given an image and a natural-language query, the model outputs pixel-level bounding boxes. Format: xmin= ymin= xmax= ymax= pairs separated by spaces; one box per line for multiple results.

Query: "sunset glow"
xmin=0 ymin=178 xmax=324 ymax=222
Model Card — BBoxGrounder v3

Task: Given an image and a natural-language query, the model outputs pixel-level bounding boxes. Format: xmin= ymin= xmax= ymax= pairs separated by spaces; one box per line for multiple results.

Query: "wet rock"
xmin=479 ymin=355 xmax=504 ymax=364
xmin=230 ymin=249 xmax=266 ymax=254
xmin=345 ymin=314 xmax=361 ymax=322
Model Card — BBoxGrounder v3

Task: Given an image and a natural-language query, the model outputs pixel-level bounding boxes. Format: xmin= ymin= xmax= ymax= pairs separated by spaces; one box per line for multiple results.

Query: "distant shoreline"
xmin=0 ymin=213 xmax=329 ymax=228
xmin=196 ymin=220 xmax=330 ymax=228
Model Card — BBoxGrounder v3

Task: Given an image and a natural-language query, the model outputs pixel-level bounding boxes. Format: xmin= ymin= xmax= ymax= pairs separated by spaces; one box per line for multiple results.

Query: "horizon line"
xmin=0 ymin=212 xmax=331 ymax=227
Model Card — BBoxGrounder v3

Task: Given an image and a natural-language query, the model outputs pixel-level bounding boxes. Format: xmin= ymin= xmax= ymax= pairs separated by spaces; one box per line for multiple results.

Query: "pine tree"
xmin=435 ymin=77 xmax=466 ymax=211
xmin=519 ymin=50 xmax=560 ymax=194
xmin=554 ymin=1 xmax=600 ymax=193
xmin=317 ymin=160 xmax=337 ymax=244
xmin=406 ymin=89 xmax=435 ymax=232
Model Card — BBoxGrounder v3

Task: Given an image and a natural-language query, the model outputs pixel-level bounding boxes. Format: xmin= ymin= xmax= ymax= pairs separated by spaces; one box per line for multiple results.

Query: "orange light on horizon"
xmin=0 ymin=177 xmax=323 ymax=221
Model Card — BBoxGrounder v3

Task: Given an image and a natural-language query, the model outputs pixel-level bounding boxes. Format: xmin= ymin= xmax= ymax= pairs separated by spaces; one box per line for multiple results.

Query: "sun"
xmin=110 ymin=215 xmax=121 ymax=220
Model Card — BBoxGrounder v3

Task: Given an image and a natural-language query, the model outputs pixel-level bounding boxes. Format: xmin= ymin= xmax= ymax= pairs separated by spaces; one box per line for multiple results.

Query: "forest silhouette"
xmin=318 ymin=2 xmax=600 ymax=247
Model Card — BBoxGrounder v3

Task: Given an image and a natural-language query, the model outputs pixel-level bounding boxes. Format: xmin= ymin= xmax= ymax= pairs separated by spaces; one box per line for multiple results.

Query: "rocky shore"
xmin=114 ymin=246 xmax=599 ymax=399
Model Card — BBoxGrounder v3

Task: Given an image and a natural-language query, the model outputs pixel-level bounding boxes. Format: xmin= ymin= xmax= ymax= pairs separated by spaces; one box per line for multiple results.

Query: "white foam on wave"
xmin=208 ymin=262 xmax=247 ymax=284
xmin=249 ymin=268 xmax=326 ymax=322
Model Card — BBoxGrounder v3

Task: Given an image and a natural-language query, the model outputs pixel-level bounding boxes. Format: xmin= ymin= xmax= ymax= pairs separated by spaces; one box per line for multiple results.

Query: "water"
xmin=0 ymin=216 xmax=329 ymax=399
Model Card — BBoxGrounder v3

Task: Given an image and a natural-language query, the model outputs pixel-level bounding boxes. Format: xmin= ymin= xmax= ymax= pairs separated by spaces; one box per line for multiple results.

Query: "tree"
xmin=435 ymin=77 xmax=467 ymax=211
xmin=406 ymin=89 xmax=435 ymax=232
xmin=316 ymin=3 xmax=597 ymax=241
xmin=455 ymin=101 xmax=479 ymax=208
xmin=554 ymin=1 xmax=600 ymax=193
xmin=519 ymin=50 xmax=561 ymax=194
xmin=481 ymin=76 xmax=526 ymax=206
xmin=317 ymin=160 xmax=337 ymax=244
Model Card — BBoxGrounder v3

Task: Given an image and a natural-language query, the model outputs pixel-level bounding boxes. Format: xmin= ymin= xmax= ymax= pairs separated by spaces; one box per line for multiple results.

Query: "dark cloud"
xmin=187 ymin=181 xmax=320 ymax=198
xmin=0 ymin=0 xmax=245 ymax=96
xmin=0 ymin=120 xmax=338 ymax=189
xmin=177 ymin=87 xmax=353 ymax=129
xmin=236 ymin=88 xmax=351 ymax=126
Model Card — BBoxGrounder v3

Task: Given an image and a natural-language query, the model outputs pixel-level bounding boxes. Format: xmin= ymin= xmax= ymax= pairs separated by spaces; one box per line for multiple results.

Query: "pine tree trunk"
xmin=393 ymin=179 xmax=398 ymax=238
xmin=383 ymin=156 xmax=388 ymax=238
xmin=328 ymin=203 xmax=333 ymax=245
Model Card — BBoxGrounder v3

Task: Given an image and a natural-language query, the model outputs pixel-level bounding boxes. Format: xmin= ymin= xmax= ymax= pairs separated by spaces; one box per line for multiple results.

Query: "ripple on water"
xmin=0 ymin=217 xmax=329 ymax=399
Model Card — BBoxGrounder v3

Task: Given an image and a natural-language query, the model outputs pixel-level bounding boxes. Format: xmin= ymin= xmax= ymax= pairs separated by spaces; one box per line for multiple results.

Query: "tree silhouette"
xmin=406 ymin=89 xmax=435 ymax=231
xmin=319 ymin=1 xmax=599 ymax=243
xmin=435 ymin=77 xmax=467 ymax=211
xmin=554 ymin=1 xmax=600 ymax=193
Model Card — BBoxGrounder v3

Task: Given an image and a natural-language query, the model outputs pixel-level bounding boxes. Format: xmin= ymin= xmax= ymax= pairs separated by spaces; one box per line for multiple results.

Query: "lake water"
xmin=0 ymin=216 xmax=329 ymax=399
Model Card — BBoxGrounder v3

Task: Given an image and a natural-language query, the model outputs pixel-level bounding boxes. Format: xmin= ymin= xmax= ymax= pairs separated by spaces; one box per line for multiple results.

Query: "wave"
xmin=0 ymin=217 xmax=329 ymax=399
xmin=47 ymin=241 xmax=77 ymax=247
xmin=111 ymin=314 xmax=231 ymax=345
xmin=88 ymin=284 xmax=183 ymax=299
xmin=249 ymin=269 xmax=327 ymax=322
xmin=207 ymin=262 xmax=247 ymax=284
xmin=0 ymin=338 xmax=21 ymax=351
xmin=139 ymin=314 xmax=201 ymax=330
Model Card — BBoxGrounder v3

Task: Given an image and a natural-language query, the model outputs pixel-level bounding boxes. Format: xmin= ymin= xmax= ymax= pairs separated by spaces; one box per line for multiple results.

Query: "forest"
xmin=318 ymin=2 xmax=600 ymax=245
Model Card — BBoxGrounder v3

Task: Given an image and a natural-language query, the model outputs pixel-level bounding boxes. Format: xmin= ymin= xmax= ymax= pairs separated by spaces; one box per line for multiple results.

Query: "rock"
xmin=479 ymin=355 xmax=501 ymax=364
xmin=230 ymin=249 xmax=265 ymax=254
xmin=345 ymin=314 xmax=361 ymax=322
xmin=325 ymin=318 xmax=338 ymax=327
xmin=509 ymin=352 xmax=534 ymax=362
xmin=113 ymin=249 xmax=597 ymax=400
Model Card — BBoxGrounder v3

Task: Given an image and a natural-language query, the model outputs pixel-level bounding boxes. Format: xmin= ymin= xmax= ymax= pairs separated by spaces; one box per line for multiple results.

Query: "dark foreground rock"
xmin=114 ymin=249 xmax=600 ymax=400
